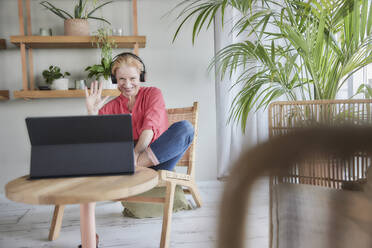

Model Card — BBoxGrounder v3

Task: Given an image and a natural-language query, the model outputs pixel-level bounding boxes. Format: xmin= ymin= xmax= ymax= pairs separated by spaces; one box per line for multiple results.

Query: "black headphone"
xmin=111 ymin=52 xmax=146 ymax=84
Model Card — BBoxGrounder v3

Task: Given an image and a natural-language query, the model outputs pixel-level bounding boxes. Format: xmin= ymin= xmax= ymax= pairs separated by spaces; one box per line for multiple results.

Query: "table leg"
xmin=80 ymin=203 xmax=96 ymax=248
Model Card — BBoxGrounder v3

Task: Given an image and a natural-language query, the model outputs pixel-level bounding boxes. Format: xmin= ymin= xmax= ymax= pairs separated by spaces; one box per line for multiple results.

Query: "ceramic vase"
xmin=52 ymin=78 xmax=69 ymax=90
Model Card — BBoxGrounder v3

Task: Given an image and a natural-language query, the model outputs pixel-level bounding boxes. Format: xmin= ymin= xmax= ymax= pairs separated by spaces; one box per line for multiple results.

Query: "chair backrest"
xmin=166 ymin=102 xmax=198 ymax=177
xmin=268 ymin=99 xmax=372 ymax=189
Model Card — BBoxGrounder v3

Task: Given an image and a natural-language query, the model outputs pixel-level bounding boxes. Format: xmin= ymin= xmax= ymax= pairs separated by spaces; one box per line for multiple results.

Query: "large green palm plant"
xmin=172 ymin=0 xmax=372 ymax=130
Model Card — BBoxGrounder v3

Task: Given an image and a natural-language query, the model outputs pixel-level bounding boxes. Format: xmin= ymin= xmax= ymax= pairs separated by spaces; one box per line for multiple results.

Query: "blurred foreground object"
xmin=219 ymin=125 xmax=372 ymax=248
xmin=269 ymin=100 xmax=372 ymax=189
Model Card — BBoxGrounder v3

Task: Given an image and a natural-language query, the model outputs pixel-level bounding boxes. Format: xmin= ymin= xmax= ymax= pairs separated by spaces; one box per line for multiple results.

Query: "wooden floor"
xmin=0 ymin=180 xmax=269 ymax=247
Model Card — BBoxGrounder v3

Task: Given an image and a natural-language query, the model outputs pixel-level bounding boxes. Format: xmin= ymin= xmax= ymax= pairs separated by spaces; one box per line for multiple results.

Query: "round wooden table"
xmin=5 ymin=167 xmax=158 ymax=248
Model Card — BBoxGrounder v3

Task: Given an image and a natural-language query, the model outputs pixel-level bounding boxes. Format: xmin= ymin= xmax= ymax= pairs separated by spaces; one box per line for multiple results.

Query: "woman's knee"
xmin=173 ymin=120 xmax=194 ymax=136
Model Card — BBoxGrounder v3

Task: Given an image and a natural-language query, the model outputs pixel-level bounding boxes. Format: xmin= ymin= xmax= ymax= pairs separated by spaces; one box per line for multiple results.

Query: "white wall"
xmin=0 ymin=0 xmax=217 ymax=193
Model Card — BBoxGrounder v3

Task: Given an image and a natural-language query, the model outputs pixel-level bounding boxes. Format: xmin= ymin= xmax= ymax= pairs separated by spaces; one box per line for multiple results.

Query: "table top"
xmin=5 ymin=167 xmax=158 ymax=205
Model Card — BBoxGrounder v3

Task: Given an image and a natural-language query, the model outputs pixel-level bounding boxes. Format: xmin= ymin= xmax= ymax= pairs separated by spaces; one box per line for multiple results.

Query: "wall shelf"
xmin=14 ymin=0 xmax=142 ymax=99
xmin=0 ymin=90 xmax=10 ymax=100
xmin=14 ymin=89 xmax=120 ymax=99
xmin=0 ymin=39 xmax=6 ymax=49
xmin=10 ymin=35 xmax=146 ymax=49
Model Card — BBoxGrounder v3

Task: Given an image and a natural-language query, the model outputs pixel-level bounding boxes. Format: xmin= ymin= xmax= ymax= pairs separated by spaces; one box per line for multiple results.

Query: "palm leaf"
xmin=173 ymin=2 xmax=222 ymax=43
xmin=367 ymin=0 xmax=372 ymax=35
xmin=356 ymin=84 xmax=372 ymax=98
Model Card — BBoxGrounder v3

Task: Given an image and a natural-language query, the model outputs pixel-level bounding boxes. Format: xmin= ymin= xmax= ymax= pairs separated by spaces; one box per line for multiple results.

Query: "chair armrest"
xmin=159 ymin=170 xmax=191 ymax=181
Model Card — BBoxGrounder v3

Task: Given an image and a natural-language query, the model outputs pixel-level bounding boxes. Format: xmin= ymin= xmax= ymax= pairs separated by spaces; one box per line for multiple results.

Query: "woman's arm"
xmin=134 ymin=129 xmax=154 ymax=167
xmin=134 ymin=87 xmax=168 ymax=167
xmin=134 ymin=129 xmax=154 ymax=155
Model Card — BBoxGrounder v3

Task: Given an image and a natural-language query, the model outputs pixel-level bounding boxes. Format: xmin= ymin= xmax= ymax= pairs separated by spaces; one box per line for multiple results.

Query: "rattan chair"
xmin=268 ymin=99 xmax=372 ymax=189
xmin=48 ymin=102 xmax=202 ymax=248
xmin=218 ymin=126 xmax=372 ymax=248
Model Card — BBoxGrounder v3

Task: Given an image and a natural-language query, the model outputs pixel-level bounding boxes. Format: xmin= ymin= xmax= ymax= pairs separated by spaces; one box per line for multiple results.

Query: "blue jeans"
xmin=149 ymin=120 xmax=194 ymax=171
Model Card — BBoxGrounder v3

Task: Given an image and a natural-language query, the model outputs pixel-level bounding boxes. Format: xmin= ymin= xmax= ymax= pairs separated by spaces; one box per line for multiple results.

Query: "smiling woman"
xmin=112 ymin=53 xmax=144 ymax=104
xmin=84 ymin=52 xmax=195 ymax=173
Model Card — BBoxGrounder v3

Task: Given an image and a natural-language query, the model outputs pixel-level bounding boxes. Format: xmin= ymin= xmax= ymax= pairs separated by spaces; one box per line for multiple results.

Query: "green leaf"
xmin=102 ymin=57 xmax=111 ymax=69
xmin=40 ymin=2 xmax=69 ymax=20
xmin=360 ymin=0 xmax=368 ymax=41
xmin=354 ymin=0 xmax=360 ymax=49
xmin=87 ymin=71 xmax=96 ymax=78
xmin=74 ymin=4 xmax=80 ymax=18
xmin=88 ymin=16 xmax=111 ymax=24
xmin=367 ymin=0 xmax=372 ymax=35
xmin=172 ymin=3 xmax=214 ymax=43
xmin=355 ymin=84 xmax=372 ymax=98
xmin=87 ymin=1 xmax=114 ymax=18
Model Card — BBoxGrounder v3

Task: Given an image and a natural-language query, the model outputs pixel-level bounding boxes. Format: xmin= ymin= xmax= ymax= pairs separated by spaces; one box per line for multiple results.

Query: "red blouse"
xmin=99 ymin=87 xmax=169 ymax=143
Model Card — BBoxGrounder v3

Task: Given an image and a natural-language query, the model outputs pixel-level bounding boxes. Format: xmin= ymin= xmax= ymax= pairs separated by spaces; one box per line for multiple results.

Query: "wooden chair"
xmin=218 ymin=126 xmax=372 ymax=248
xmin=268 ymin=99 xmax=372 ymax=189
xmin=48 ymin=102 xmax=202 ymax=248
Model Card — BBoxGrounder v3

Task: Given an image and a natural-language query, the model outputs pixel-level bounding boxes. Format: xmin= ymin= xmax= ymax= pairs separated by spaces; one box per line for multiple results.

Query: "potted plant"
xmin=42 ymin=65 xmax=71 ymax=90
xmin=172 ymin=0 xmax=372 ymax=130
xmin=40 ymin=0 xmax=113 ymax=36
xmin=85 ymin=27 xmax=117 ymax=89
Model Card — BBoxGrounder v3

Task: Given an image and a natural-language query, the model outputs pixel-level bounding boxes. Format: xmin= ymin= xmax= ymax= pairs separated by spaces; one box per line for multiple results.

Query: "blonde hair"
xmin=111 ymin=54 xmax=144 ymax=77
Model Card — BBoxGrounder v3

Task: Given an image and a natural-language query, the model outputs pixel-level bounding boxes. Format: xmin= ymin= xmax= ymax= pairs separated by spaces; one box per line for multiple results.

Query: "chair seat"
xmin=121 ymin=185 xmax=191 ymax=218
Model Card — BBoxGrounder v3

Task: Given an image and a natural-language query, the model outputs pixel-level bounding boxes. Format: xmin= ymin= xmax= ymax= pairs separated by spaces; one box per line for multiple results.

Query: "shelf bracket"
xmin=132 ymin=0 xmax=139 ymax=55
xmin=18 ymin=0 xmax=29 ymax=91
xmin=26 ymin=0 xmax=35 ymax=90
xmin=17 ymin=0 xmax=35 ymax=91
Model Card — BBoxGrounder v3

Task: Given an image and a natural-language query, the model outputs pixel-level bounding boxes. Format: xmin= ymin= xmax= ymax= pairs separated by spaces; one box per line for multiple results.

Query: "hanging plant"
xmin=85 ymin=27 xmax=117 ymax=80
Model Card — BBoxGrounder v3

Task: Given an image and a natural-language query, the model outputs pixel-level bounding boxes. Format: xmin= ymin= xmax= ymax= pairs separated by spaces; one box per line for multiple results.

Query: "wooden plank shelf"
xmin=14 ymin=89 xmax=121 ymax=99
xmin=0 ymin=90 xmax=10 ymax=100
xmin=14 ymin=0 xmax=142 ymax=94
xmin=10 ymin=36 xmax=146 ymax=49
xmin=0 ymin=39 xmax=6 ymax=49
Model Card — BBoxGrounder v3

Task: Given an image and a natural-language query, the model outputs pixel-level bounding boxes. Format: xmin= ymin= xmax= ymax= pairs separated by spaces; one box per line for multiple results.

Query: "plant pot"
xmin=52 ymin=78 xmax=69 ymax=90
xmin=38 ymin=81 xmax=51 ymax=90
xmin=64 ymin=19 xmax=89 ymax=36
xmin=99 ymin=76 xmax=117 ymax=89
xmin=38 ymin=85 xmax=50 ymax=90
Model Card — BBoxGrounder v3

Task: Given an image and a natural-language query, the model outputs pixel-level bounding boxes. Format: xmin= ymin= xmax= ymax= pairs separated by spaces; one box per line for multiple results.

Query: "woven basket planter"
xmin=64 ymin=19 xmax=89 ymax=36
